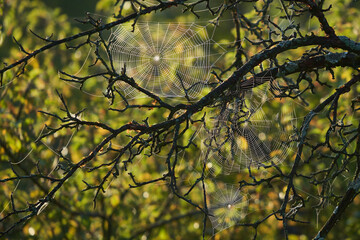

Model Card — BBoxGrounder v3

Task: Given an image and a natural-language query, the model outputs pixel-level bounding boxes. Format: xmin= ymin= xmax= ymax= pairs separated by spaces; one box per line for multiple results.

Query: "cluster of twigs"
xmin=1 ymin=0 xmax=360 ymax=239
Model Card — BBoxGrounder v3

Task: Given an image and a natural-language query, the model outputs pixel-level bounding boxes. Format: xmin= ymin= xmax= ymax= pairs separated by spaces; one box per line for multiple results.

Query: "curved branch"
xmin=314 ymin=175 xmax=360 ymax=239
xmin=190 ymin=35 xmax=360 ymax=113
xmin=281 ymin=74 xmax=360 ymax=238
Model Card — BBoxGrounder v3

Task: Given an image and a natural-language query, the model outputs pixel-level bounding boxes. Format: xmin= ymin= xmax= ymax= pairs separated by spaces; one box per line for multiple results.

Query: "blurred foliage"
xmin=1 ymin=0 xmax=360 ymax=239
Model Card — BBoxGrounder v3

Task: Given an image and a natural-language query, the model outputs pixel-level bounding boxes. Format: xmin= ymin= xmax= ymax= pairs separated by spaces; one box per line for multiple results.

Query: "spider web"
xmin=199 ymin=82 xmax=298 ymax=174
xmin=108 ymin=22 xmax=225 ymax=99
xmin=207 ymin=183 xmax=248 ymax=232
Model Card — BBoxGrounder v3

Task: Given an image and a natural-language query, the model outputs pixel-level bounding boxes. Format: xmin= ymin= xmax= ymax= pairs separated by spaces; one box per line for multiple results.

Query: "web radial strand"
xmin=107 ymin=22 xmax=216 ymax=98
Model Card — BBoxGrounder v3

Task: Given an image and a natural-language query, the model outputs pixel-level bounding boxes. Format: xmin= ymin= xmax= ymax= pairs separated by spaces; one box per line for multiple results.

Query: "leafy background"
xmin=1 ymin=0 xmax=360 ymax=239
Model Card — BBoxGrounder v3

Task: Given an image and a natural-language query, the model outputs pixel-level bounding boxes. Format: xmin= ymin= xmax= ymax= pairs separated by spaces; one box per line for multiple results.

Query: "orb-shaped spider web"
xmin=108 ymin=22 xmax=222 ymax=98
xmin=208 ymin=183 xmax=248 ymax=231
xmin=199 ymin=82 xmax=298 ymax=174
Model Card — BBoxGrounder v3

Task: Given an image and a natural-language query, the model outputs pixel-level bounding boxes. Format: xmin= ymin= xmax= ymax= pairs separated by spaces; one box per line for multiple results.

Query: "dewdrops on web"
xmin=107 ymin=22 xmax=225 ymax=99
